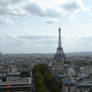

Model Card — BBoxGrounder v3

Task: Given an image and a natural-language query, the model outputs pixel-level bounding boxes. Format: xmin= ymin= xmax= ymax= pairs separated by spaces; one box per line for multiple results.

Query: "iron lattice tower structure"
xmin=54 ymin=27 xmax=66 ymax=62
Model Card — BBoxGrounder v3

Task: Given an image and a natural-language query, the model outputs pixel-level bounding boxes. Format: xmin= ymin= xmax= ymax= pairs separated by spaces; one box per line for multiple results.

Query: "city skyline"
xmin=0 ymin=0 xmax=92 ymax=53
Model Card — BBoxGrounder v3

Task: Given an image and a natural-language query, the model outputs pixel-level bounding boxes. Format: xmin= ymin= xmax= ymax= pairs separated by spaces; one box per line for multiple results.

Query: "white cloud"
xmin=0 ymin=0 xmax=89 ymax=24
xmin=0 ymin=16 xmax=14 ymax=24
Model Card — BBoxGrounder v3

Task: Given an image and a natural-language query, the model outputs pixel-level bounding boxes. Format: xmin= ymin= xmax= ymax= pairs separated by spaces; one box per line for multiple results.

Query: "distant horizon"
xmin=1 ymin=51 xmax=92 ymax=54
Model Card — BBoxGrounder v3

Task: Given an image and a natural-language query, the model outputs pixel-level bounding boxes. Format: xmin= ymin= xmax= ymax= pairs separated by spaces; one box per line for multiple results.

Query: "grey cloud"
xmin=0 ymin=0 xmax=10 ymax=15
xmin=0 ymin=8 xmax=9 ymax=15
xmin=0 ymin=0 xmax=60 ymax=17
xmin=0 ymin=34 xmax=57 ymax=53
xmin=18 ymin=34 xmax=57 ymax=45
xmin=24 ymin=3 xmax=60 ymax=18
xmin=0 ymin=0 xmax=84 ymax=17
xmin=18 ymin=35 xmax=56 ymax=40
xmin=0 ymin=33 xmax=29 ymax=53
xmin=0 ymin=0 xmax=26 ymax=16
xmin=45 ymin=20 xmax=53 ymax=24
xmin=0 ymin=0 xmax=9 ymax=7
xmin=2 ymin=33 xmax=92 ymax=53
xmin=0 ymin=0 xmax=86 ymax=24
xmin=24 ymin=3 xmax=44 ymax=17
xmin=10 ymin=0 xmax=25 ymax=4
xmin=39 ymin=39 xmax=57 ymax=44
xmin=44 ymin=18 xmax=58 ymax=24
xmin=62 ymin=1 xmax=81 ymax=13
xmin=45 ymin=8 xmax=60 ymax=18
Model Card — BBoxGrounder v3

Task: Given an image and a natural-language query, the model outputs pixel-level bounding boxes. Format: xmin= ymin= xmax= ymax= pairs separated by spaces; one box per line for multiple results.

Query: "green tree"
xmin=36 ymin=79 xmax=44 ymax=87
xmin=37 ymin=86 xmax=47 ymax=92
xmin=34 ymin=72 xmax=43 ymax=80
xmin=44 ymin=72 xmax=55 ymax=87
xmin=33 ymin=64 xmax=61 ymax=92
xmin=50 ymin=85 xmax=60 ymax=92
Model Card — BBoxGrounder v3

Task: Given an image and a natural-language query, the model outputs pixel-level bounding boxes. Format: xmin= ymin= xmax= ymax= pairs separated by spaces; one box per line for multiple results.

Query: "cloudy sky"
xmin=0 ymin=0 xmax=92 ymax=53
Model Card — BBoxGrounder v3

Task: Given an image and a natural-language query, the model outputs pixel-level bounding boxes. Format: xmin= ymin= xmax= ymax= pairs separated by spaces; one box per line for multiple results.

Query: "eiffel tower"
xmin=54 ymin=27 xmax=66 ymax=62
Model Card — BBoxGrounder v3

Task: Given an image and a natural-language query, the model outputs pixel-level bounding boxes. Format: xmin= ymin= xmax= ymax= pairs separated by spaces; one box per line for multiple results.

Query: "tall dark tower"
xmin=54 ymin=27 xmax=66 ymax=62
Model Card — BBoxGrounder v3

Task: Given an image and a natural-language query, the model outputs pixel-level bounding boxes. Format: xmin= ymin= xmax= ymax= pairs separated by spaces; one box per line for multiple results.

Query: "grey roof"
xmin=0 ymin=78 xmax=30 ymax=86
xmin=57 ymin=74 xmax=66 ymax=78
xmin=63 ymin=77 xmax=76 ymax=85
xmin=7 ymin=73 xmax=20 ymax=77
xmin=0 ymin=70 xmax=8 ymax=73
xmin=77 ymin=81 xmax=92 ymax=88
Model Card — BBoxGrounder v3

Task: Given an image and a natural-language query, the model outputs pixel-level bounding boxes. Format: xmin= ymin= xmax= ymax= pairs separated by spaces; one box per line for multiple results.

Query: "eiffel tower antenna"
xmin=58 ymin=27 xmax=61 ymax=48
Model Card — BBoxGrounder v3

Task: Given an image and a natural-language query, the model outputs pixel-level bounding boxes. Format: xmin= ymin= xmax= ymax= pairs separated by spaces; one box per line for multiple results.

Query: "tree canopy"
xmin=32 ymin=64 xmax=61 ymax=92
